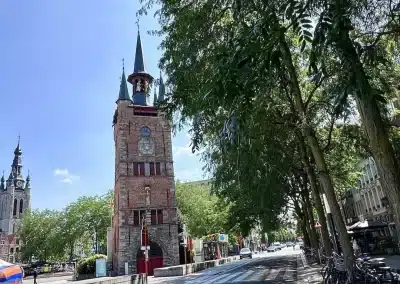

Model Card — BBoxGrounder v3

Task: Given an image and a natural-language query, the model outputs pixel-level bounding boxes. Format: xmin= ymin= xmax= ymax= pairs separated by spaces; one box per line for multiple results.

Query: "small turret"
xmin=0 ymin=171 xmax=5 ymax=191
xmin=153 ymin=89 xmax=158 ymax=106
xmin=25 ymin=171 xmax=31 ymax=189
xmin=158 ymin=72 xmax=166 ymax=102
xmin=116 ymin=59 xmax=131 ymax=104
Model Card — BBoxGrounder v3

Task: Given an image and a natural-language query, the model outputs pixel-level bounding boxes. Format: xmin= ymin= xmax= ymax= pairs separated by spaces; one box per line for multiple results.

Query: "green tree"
xmin=176 ymin=182 xmax=230 ymax=237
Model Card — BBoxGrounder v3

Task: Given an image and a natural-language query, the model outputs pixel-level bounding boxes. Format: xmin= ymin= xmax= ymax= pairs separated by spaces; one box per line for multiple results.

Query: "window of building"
xmin=13 ymin=199 xmax=17 ymax=216
xmin=134 ymin=211 xmax=139 ymax=226
xmin=9 ymin=248 xmax=13 ymax=254
xmin=16 ymin=239 xmax=19 ymax=245
xmin=19 ymin=199 xmax=23 ymax=214
xmin=133 ymin=210 xmax=146 ymax=226
xmin=150 ymin=210 xmax=163 ymax=225
xmin=16 ymin=248 xmax=19 ymax=253
xmin=155 ymin=162 xmax=161 ymax=175
xmin=157 ymin=210 xmax=163 ymax=224
xmin=139 ymin=163 xmax=145 ymax=176
xmin=0 ymin=240 xmax=4 ymax=245
xmin=150 ymin=162 xmax=155 ymax=175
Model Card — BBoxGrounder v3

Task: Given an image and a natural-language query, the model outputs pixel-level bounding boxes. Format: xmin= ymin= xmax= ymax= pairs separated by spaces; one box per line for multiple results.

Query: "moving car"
xmin=273 ymin=242 xmax=282 ymax=250
xmin=286 ymin=242 xmax=294 ymax=247
xmin=267 ymin=245 xmax=277 ymax=252
xmin=239 ymin=248 xmax=253 ymax=259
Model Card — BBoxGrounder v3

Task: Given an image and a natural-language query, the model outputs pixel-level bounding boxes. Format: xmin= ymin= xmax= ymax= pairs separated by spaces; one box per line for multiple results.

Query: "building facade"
xmin=112 ymin=32 xmax=179 ymax=275
xmin=340 ymin=157 xmax=395 ymax=237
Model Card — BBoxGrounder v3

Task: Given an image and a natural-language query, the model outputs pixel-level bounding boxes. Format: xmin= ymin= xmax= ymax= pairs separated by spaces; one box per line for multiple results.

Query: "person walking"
xmin=33 ymin=268 xmax=38 ymax=284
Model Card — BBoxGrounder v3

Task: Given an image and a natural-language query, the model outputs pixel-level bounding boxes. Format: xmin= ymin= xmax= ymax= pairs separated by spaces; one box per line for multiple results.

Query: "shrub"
xmin=77 ymin=254 xmax=106 ymax=275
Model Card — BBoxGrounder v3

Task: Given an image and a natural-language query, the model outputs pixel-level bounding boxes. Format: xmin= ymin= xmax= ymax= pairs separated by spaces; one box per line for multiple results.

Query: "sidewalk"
xmin=296 ymin=253 xmax=323 ymax=284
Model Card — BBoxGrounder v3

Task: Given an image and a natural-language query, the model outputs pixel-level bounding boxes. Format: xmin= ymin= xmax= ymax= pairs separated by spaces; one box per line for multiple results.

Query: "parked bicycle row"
xmin=301 ymin=246 xmax=400 ymax=283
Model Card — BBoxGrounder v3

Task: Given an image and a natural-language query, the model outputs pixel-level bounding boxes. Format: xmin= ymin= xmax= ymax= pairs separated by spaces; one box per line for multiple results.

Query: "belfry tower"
xmin=112 ymin=31 xmax=179 ymax=275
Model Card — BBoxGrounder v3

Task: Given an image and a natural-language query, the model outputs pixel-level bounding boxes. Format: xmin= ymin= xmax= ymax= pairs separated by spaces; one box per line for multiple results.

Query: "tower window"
xmin=13 ymin=199 xmax=17 ymax=216
xmin=133 ymin=210 xmax=146 ymax=226
xmin=155 ymin=162 xmax=161 ymax=175
xmin=19 ymin=199 xmax=23 ymax=214
xmin=139 ymin=163 xmax=145 ymax=176
xmin=149 ymin=162 xmax=155 ymax=175
xmin=151 ymin=210 xmax=163 ymax=225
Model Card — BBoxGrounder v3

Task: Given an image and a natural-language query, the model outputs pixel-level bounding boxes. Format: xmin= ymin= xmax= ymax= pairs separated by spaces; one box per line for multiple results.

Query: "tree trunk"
xmin=301 ymin=188 xmax=319 ymax=254
xmin=294 ymin=198 xmax=310 ymax=247
xmin=332 ymin=17 xmax=400 ymax=245
xmin=278 ymin=30 xmax=354 ymax=269
xmin=298 ymin=133 xmax=333 ymax=256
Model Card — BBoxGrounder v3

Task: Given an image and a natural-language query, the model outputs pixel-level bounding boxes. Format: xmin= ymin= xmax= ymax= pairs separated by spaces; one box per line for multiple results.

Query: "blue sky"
xmin=0 ymin=0 xmax=205 ymax=210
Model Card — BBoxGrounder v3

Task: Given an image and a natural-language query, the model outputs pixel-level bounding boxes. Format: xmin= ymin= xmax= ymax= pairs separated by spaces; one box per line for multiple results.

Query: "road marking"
xmin=264 ymin=268 xmax=281 ymax=280
xmin=231 ymin=270 xmax=254 ymax=282
xmin=215 ymin=271 xmax=243 ymax=283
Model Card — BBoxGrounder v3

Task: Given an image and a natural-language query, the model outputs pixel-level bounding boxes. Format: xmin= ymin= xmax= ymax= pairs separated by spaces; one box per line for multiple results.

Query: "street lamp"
xmin=323 ymin=194 xmax=339 ymax=253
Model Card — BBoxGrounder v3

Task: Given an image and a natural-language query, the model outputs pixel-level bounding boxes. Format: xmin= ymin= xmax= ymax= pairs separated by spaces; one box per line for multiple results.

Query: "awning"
xmin=347 ymin=220 xmax=388 ymax=231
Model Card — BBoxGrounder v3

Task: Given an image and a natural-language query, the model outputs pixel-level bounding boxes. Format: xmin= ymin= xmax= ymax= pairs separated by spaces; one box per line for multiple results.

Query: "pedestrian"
xmin=293 ymin=243 xmax=295 ymax=250
xmin=33 ymin=268 xmax=38 ymax=284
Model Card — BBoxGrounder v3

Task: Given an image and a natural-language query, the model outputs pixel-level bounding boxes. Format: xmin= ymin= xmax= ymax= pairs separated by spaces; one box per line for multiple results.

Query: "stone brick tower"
xmin=0 ymin=137 xmax=31 ymax=234
xmin=112 ymin=31 xmax=179 ymax=275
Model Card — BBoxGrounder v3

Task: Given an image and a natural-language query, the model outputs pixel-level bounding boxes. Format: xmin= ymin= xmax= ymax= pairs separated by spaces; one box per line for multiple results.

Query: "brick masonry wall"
xmin=113 ymin=103 xmax=179 ymax=274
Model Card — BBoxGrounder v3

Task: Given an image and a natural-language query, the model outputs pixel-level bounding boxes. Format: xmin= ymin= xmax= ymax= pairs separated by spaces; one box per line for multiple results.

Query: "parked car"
xmin=239 ymin=248 xmax=253 ymax=259
xmin=273 ymin=242 xmax=282 ymax=250
xmin=267 ymin=245 xmax=277 ymax=252
xmin=286 ymin=242 xmax=294 ymax=247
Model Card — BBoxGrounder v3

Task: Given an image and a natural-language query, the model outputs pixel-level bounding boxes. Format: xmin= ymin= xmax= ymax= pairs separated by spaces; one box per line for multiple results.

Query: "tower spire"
xmin=11 ymin=135 xmax=24 ymax=189
xmin=134 ymin=31 xmax=146 ymax=73
xmin=128 ymin=30 xmax=154 ymax=106
xmin=116 ymin=59 xmax=131 ymax=103
xmin=158 ymin=72 xmax=165 ymax=102
xmin=25 ymin=170 xmax=31 ymax=189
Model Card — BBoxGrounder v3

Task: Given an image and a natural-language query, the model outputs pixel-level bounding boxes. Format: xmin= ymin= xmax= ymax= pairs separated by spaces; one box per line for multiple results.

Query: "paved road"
xmin=149 ymin=247 xmax=301 ymax=284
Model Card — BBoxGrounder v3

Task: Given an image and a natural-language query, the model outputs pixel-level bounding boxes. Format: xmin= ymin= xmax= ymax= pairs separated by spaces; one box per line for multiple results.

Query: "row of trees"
xmin=17 ymin=191 xmax=112 ymax=262
xmin=176 ymin=181 xmax=238 ymax=245
xmin=141 ymin=0 xmax=400 ymax=273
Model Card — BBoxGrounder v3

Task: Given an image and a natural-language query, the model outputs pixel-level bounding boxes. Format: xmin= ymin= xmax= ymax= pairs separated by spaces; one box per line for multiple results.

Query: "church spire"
xmin=158 ymin=72 xmax=166 ymax=102
xmin=127 ymin=30 xmax=154 ymax=106
xmin=133 ymin=31 xmax=146 ymax=73
xmin=116 ymin=59 xmax=131 ymax=103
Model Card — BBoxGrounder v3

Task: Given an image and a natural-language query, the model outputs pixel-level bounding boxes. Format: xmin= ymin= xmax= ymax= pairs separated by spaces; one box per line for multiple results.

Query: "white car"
xmin=267 ymin=245 xmax=277 ymax=252
xmin=273 ymin=242 xmax=282 ymax=250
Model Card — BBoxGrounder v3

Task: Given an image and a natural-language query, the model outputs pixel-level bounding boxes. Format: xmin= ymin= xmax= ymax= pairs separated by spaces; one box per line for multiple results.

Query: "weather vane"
xmin=135 ymin=16 xmax=140 ymax=31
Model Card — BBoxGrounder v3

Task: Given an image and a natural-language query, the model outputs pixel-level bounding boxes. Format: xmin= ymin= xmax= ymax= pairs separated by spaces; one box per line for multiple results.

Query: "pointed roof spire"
xmin=14 ymin=134 xmax=22 ymax=155
xmin=158 ymin=72 xmax=165 ymax=101
xmin=25 ymin=170 xmax=31 ymax=189
xmin=0 ymin=171 xmax=5 ymax=190
xmin=116 ymin=59 xmax=131 ymax=103
xmin=153 ymin=88 xmax=158 ymax=105
xmin=134 ymin=30 xmax=146 ymax=73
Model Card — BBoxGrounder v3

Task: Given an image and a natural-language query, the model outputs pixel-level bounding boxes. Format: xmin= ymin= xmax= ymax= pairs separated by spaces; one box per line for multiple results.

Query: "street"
xmin=149 ymin=247 xmax=302 ymax=284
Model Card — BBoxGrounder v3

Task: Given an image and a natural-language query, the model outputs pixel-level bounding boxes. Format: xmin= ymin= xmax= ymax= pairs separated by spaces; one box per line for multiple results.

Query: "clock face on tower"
xmin=138 ymin=137 xmax=155 ymax=155
xmin=16 ymin=181 xmax=23 ymax=188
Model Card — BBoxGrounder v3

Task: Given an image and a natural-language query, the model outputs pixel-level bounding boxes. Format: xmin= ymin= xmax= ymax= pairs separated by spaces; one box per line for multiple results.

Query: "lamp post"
xmin=323 ymin=193 xmax=339 ymax=253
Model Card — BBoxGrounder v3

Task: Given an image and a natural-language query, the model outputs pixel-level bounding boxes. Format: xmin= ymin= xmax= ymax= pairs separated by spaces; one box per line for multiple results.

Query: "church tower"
xmin=112 ymin=31 xmax=179 ymax=275
xmin=0 ymin=138 xmax=31 ymax=233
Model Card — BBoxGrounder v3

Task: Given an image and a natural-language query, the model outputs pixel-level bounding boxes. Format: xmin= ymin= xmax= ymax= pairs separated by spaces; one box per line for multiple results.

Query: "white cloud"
xmin=53 ymin=168 xmax=80 ymax=184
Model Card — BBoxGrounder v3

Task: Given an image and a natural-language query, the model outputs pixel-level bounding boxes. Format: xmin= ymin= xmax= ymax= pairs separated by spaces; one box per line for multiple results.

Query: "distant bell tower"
xmin=112 ymin=30 xmax=179 ymax=275
xmin=0 ymin=137 xmax=31 ymax=234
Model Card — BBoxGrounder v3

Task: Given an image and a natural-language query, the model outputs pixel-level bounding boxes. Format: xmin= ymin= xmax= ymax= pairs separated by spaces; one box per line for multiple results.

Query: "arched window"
xmin=19 ymin=199 xmax=23 ymax=214
xmin=13 ymin=199 xmax=17 ymax=216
